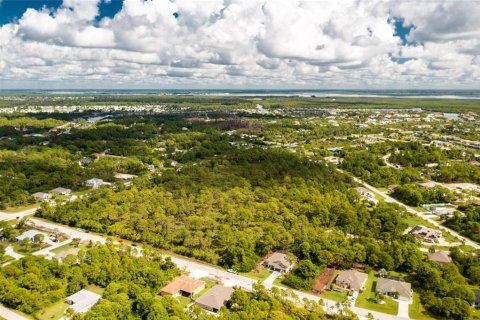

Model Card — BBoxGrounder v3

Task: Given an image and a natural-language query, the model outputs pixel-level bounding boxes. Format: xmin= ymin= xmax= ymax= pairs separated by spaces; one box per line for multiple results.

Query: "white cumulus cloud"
xmin=0 ymin=0 xmax=479 ymax=88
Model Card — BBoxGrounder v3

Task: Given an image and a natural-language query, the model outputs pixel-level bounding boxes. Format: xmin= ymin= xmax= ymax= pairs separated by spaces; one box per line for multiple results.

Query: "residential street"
xmin=0 ymin=304 xmax=29 ymax=320
xmin=351 ymin=175 xmax=480 ymax=250
xmin=0 ymin=202 xmax=419 ymax=320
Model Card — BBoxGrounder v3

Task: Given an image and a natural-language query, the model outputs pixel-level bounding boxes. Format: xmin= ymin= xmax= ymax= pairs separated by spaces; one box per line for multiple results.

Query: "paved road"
xmin=0 ymin=304 xmax=29 ymax=320
xmin=0 ymin=207 xmax=412 ymax=319
xmin=352 ymin=176 xmax=480 ymax=250
xmin=0 ymin=208 xmax=38 ymax=221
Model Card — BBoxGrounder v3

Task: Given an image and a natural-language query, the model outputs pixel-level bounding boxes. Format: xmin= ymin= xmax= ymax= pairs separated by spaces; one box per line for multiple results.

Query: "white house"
xmin=66 ymin=289 xmax=102 ymax=314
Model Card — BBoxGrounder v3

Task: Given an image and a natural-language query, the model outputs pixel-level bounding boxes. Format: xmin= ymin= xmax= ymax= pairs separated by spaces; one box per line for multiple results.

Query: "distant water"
xmin=1 ymin=89 xmax=480 ymax=99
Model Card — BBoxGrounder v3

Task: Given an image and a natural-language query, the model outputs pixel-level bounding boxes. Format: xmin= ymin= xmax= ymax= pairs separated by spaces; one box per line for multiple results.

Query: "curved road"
xmin=350 ymin=175 xmax=480 ymax=250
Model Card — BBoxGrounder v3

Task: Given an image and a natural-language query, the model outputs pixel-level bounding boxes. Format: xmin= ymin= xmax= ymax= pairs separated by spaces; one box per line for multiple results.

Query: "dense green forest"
xmin=0 ymin=244 xmax=179 ymax=315
xmin=444 ymin=204 xmax=480 ymax=243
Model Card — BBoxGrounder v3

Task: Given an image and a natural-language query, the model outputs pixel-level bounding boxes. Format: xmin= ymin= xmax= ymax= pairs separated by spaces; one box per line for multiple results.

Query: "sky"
xmin=0 ymin=0 xmax=479 ymax=89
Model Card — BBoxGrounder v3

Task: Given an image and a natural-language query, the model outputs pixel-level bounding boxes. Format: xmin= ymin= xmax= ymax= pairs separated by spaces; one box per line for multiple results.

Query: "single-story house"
xmin=264 ymin=252 xmax=295 ymax=273
xmin=335 ymin=270 xmax=368 ymax=291
xmin=427 ymin=251 xmax=452 ymax=265
xmin=356 ymin=187 xmax=378 ymax=204
xmin=114 ymin=173 xmax=137 ymax=180
xmin=54 ymin=247 xmax=81 ymax=262
xmin=50 ymin=187 xmax=72 ymax=196
xmin=423 ymin=204 xmax=456 ymax=217
xmin=78 ymin=157 xmax=92 ymax=166
xmin=376 ymin=278 xmax=412 ymax=301
xmin=160 ymin=276 xmax=205 ymax=297
xmin=409 ymin=225 xmax=442 ymax=242
xmin=195 ymin=285 xmax=234 ymax=313
xmin=31 ymin=192 xmax=51 ymax=202
xmin=66 ymin=289 xmax=101 ymax=313
xmin=313 ymin=268 xmax=336 ymax=293
xmin=472 ymin=290 xmax=480 ymax=309
xmin=324 ymin=156 xmax=340 ymax=165
xmin=85 ymin=178 xmax=111 ymax=189
xmin=16 ymin=230 xmax=46 ymax=242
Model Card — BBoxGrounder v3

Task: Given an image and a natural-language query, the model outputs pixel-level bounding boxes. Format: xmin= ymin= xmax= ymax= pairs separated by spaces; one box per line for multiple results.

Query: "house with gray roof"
xmin=335 ymin=270 xmax=368 ymax=291
xmin=195 ymin=285 xmax=234 ymax=313
xmin=376 ymin=278 xmax=412 ymax=301
xmin=427 ymin=251 xmax=452 ymax=264
xmin=264 ymin=252 xmax=295 ymax=273
xmin=15 ymin=230 xmax=46 ymax=242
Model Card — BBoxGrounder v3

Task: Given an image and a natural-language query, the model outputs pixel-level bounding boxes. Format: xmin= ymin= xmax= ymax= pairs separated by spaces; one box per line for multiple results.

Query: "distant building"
xmin=335 ymin=270 xmax=368 ymax=291
xmin=31 ymin=192 xmax=51 ymax=202
xmin=324 ymin=156 xmax=340 ymax=165
xmin=78 ymin=157 xmax=92 ymax=166
xmin=409 ymin=225 xmax=442 ymax=243
xmin=423 ymin=204 xmax=456 ymax=217
xmin=195 ymin=285 xmax=234 ymax=313
xmin=66 ymin=289 xmax=101 ymax=313
xmin=114 ymin=173 xmax=137 ymax=180
xmin=376 ymin=278 xmax=412 ymax=301
xmin=85 ymin=178 xmax=111 ymax=189
xmin=472 ymin=290 xmax=480 ymax=309
xmin=16 ymin=230 xmax=46 ymax=242
xmin=54 ymin=248 xmax=81 ymax=262
xmin=50 ymin=187 xmax=72 ymax=196
xmin=264 ymin=252 xmax=295 ymax=273
xmin=356 ymin=187 xmax=378 ymax=204
xmin=427 ymin=251 xmax=452 ymax=265
xmin=160 ymin=276 xmax=205 ymax=297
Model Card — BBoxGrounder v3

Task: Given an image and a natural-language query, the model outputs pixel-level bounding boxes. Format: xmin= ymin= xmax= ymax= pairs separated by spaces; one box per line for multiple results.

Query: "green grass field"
xmin=354 ymin=272 xmax=399 ymax=315
xmin=320 ymin=289 xmax=348 ymax=303
xmin=240 ymin=268 xmax=271 ymax=281
xmin=409 ymin=292 xmax=436 ymax=320
xmin=2 ymin=203 xmax=39 ymax=213
xmin=35 ymin=299 xmax=68 ymax=320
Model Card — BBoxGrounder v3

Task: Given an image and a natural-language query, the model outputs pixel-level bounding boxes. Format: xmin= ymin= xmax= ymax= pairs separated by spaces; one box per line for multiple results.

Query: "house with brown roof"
xmin=313 ymin=268 xmax=336 ymax=293
xmin=195 ymin=285 xmax=234 ymax=313
xmin=427 ymin=251 xmax=452 ymax=264
xmin=160 ymin=276 xmax=205 ymax=298
xmin=264 ymin=252 xmax=295 ymax=273
xmin=335 ymin=270 xmax=368 ymax=291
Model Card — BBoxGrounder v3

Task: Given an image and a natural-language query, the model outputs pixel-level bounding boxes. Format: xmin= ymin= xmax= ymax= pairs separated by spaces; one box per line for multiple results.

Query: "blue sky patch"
xmin=0 ymin=0 xmax=123 ymax=25
xmin=391 ymin=17 xmax=417 ymax=46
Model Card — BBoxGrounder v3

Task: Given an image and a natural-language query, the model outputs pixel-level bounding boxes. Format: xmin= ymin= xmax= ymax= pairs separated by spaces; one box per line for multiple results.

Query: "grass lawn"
xmin=409 ymin=292 xmax=436 ymax=320
xmin=176 ymin=295 xmax=192 ymax=308
xmin=12 ymin=242 xmax=50 ymax=254
xmin=354 ymin=272 xmax=399 ymax=315
xmin=0 ymin=255 xmax=14 ymax=264
xmin=85 ymin=284 xmax=105 ymax=295
xmin=35 ymin=299 xmax=68 ymax=320
xmin=2 ymin=203 xmax=39 ymax=213
xmin=50 ymin=243 xmax=86 ymax=254
xmin=240 ymin=268 xmax=271 ymax=281
xmin=320 ymin=289 xmax=348 ymax=303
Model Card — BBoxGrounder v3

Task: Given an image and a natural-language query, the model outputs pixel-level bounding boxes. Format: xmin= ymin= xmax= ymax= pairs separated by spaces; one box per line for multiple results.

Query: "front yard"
xmin=408 ymin=292 xmax=436 ymax=320
xmin=320 ymin=289 xmax=348 ymax=303
xmin=240 ymin=268 xmax=271 ymax=281
xmin=354 ymin=272 xmax=399 ymax=315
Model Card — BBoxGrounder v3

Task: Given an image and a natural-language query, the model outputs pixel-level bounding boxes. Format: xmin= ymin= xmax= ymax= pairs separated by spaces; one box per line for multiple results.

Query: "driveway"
xmin=262 ymin=271 xmax=280 ymax=286
xmin=0 ymin=304 xmax=29 ymax=320
xmin=397 ymin=300 xmax=410 ymax=319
